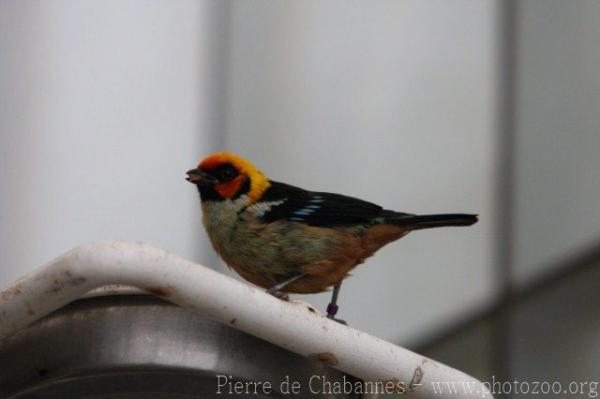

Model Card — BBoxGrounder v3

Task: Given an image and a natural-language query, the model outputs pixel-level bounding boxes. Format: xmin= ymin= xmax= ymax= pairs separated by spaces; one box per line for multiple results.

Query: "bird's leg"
xmin=327 ymin=282 xmax=347 ymax=325
xmin=267 ymin=273 xmax=306 ymax=301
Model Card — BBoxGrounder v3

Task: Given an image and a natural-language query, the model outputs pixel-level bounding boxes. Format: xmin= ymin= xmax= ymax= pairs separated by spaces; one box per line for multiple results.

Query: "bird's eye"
xmin=218 ymin=165 xmax=238 ymax=182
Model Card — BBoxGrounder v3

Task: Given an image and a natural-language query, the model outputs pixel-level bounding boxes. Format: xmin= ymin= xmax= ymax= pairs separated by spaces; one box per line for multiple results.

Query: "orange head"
xmin=186 ymin=152 xmax=270 ymax=203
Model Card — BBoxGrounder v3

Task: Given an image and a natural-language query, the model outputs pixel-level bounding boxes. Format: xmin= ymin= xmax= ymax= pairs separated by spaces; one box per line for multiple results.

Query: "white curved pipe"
xmin=0 ymin=241 xmax=492 ymax=398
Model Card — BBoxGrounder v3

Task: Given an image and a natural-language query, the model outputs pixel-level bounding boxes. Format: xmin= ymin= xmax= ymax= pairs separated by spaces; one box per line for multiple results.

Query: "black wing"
xmin=259 ymin=181 xmax=388 ymax=227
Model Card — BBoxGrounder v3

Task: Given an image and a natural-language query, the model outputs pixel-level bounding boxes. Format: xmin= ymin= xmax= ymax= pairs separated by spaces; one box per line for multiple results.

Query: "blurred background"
xmin=1 ymin=0 xmax=598 ymax=394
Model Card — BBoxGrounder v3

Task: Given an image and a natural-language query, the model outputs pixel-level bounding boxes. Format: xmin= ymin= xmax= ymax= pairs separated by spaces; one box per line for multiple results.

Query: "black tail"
xmin=385 ymin=212 xmax=478 ymax=230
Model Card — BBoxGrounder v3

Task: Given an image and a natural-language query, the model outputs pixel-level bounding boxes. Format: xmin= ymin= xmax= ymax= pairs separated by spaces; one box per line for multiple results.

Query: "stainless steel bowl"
xmin=0 ymin=295 xmax=358 ymax=398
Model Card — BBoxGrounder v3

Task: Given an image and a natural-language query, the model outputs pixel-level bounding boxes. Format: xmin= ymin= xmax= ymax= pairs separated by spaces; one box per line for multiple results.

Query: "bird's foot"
xmin=266 ymin=274 xmax=305 ymax=301
xmin=327 ymin=315 xmax=348 ymax=325
xmin=326 ymin=303 xmax=347 ymax=325
xmin=267 ymin=288 xmax=290 ymax=301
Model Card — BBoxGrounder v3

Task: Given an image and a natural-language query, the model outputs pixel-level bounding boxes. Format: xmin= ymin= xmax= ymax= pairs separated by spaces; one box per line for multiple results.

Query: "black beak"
xmin=186 ymin=168 xmax=218 ymax=185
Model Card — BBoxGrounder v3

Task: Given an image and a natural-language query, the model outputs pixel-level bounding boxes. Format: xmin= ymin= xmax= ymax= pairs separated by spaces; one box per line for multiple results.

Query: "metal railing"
xmin=0 ymin=241 xmax=492 ymax=398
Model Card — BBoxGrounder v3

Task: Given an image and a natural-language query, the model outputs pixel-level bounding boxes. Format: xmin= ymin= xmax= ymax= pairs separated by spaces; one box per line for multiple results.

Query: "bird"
xmin=186 ymin=152 xmax=478 ymax=321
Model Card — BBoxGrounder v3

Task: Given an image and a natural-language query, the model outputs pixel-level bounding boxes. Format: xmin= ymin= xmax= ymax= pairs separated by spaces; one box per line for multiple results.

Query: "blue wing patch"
xmin=259 ymin=181 xmax=385 ymax=227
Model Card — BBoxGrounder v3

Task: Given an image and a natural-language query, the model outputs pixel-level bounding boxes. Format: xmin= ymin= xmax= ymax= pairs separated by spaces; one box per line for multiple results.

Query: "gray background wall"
xmin=0 ymin=0 xmax=219 ymax=282
xmin=513 ymin=0 xmax=600 ymax=285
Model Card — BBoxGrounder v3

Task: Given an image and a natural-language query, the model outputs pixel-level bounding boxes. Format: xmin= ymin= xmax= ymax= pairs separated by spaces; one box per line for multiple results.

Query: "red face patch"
xmin=214 ymin=175 xmax=246 ymax=199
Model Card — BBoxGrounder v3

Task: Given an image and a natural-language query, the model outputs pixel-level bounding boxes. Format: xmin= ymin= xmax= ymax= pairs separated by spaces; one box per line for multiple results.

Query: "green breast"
xmin=201 ymin=199 xmax=345 ymax=279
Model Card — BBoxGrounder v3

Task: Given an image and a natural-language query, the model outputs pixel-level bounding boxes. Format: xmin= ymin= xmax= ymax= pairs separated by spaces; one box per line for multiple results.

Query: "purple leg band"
xmin=326 ymin=303 xmax=339 ymax=318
